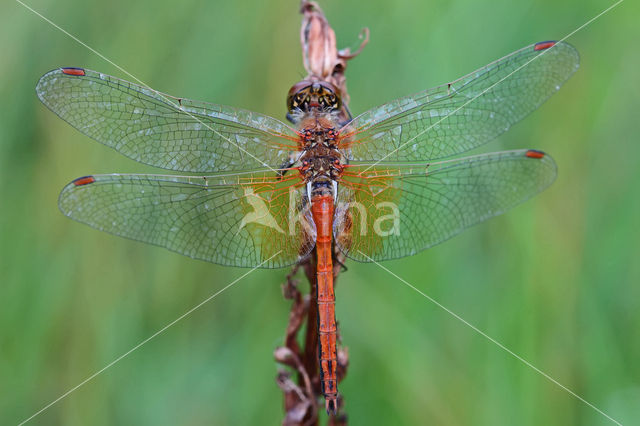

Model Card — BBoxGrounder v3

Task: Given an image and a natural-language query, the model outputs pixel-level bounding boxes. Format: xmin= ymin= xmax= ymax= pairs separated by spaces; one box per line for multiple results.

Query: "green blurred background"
xmin=1 ymin=0 xmax=639 ymax=424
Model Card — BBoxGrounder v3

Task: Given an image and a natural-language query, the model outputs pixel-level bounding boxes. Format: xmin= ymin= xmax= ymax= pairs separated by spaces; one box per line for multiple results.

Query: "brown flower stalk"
xmin=273 ymin=2 xmax=367 ymax=425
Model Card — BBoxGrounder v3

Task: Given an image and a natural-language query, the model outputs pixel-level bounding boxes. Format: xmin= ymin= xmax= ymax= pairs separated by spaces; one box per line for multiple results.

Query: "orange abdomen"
xmin=311 ymin=195 xmax=338 ymax=413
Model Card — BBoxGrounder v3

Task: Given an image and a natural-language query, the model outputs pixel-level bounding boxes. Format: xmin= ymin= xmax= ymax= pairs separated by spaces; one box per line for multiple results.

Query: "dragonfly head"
xmin=287 ymin=80 xmax=342 ymax=113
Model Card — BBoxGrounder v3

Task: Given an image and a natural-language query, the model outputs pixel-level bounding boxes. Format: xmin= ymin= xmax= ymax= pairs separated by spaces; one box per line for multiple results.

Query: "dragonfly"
xmin=36 ymin=40 xmax=579 ymax=413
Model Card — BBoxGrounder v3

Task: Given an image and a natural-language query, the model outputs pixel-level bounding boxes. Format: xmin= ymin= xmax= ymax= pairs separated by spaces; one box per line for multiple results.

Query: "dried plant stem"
xmin=274 ymin=2 xmax=366 ymax=424
xmin=276 ymin=251 xmax=348 ymax=426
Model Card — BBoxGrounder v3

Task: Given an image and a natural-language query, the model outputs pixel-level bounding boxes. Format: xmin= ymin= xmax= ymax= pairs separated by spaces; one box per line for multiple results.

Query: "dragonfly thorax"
xmin=299 ymin=143 xmax=343 ymax=182
xmin=297 ymin=113 xmax=344 ymax=197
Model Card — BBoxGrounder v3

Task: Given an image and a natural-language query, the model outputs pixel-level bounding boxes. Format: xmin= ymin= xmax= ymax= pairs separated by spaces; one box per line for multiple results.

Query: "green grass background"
xmin=1 ymin=0 xmax=639 ymax=424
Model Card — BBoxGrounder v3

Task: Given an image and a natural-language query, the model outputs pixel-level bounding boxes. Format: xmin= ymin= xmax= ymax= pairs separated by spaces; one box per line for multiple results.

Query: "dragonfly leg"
xmin=333 ymin=255 xmax=348 ymax=273
xmin=307 ymin=182 xmax=313 ymax=203
xmin=286 ymin=111 xmax=298 ymax=124
xmin=276 ymin=158 xmax=296 ymax=179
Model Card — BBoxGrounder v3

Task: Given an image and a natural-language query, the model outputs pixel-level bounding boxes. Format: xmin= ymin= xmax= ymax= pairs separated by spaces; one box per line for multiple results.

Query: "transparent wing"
xmin=334 ymin=149 xmax=556 ymax=262
xmin=58 ymin=171 xmax=315 ymax=268
xmin=37 ymin=68 xmax=300 ymax=173
xmin=340 ymin=41 xmax=579 ymax=162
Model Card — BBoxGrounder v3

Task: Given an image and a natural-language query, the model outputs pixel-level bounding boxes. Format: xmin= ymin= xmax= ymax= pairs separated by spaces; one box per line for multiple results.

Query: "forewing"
xmin=341 ymin=42 xmax=579 ymax=162
xmin=335 ymin=150 xmax=556 ymax=262
xmin=37 ymin=68 xmax=299 ymax=172
xmin=59 ymin=172 xmax=315 ymax=268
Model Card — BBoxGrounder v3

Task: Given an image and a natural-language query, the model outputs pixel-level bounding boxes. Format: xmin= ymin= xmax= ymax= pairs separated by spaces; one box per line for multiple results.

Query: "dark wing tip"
xmin=531 ymin=40 xmax=581 ymax=79
xmin=36 ymin=67 xmax=87 ymax=101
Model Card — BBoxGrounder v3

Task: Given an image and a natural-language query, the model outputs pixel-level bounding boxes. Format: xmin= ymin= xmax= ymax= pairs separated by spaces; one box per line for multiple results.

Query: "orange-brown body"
xmin=289 ymin=80 xmax=346 ymax=413
xmin=311 ymin=195 xmax=338 ymax=413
